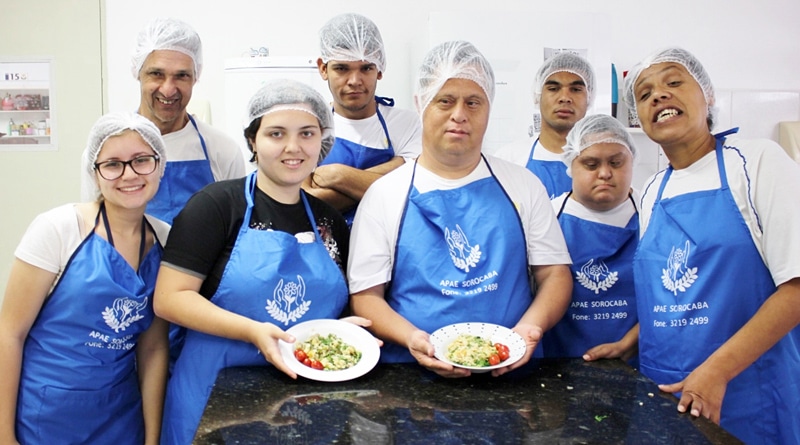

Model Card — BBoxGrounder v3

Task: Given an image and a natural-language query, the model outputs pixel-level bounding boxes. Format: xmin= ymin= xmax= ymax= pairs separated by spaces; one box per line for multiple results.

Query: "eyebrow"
xmin=634 ymin=64 xmax=684 ymax=90
xmin=544 ymin=79 xmax=586 ymax=87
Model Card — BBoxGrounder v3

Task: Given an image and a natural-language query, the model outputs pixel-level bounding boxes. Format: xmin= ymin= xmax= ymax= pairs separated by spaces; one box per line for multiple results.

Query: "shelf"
xmin=0 ymin=109 xmax=49 ymax=113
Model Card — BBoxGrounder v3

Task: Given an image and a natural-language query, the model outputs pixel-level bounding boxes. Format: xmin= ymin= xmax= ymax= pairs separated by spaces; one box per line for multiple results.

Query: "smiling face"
xmin=633 ymin=62 xmax=712 ymax=148
xmin=137 ymin=50 xmax=196 ymax=134
xmin=570 ymin=141 xmax=634 ymax=211
xmin=94 ymin=131 xmax=160 ymax=211
xmin=539 ymin=71 xmax=589 ymax=135
xmin=249 ymin=109 xmax=323 ymax=203
xmin=318 ymin=59 xmax=382 ymax=120
xmin=420 ymin=78 xmax=490 ymax=174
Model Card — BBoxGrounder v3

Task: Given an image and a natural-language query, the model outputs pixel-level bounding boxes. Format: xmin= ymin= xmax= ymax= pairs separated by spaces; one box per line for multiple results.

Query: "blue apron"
xmin=320 ymin=96 xmax=396 ymax=226
xmin=525 ymin=138 xmax=572 ymax=199
xmin=542 ymin=193 xmax=638 ymax=358
xmin=145 ymin=115 xmax=215 ymax=371
xmin=634 ymin=136 xmax=800 ymax=444
xmin=146 ymin=114 xmax=215 ymax=225
xmin=16 ymin=204 xmax=161 ymax=444
xmin=382 ymin=156 xmax=533 ymax=363
xmin=161 ymin=171 xmax=349 ymax=445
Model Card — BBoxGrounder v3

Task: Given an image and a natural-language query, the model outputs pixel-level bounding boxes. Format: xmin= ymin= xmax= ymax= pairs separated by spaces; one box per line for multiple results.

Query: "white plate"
xmin=279 ymin=319 xmax=380 ymax=382
xmin=429 ymin=322 xmax=526 ymax=373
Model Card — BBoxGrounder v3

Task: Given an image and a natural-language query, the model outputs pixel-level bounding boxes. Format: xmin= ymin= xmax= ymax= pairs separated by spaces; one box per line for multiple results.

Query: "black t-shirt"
xmin=162 ymin=177 xmax=350 ymax=299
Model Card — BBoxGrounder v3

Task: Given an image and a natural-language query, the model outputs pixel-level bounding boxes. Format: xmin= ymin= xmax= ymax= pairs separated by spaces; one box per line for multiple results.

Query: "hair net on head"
xmin=533 ymin=51 xmax=596 ymax=107
xmin=131 ymin=17 xmax=203 ymax=80
xmin=246 ymin=79 xmax=335 ymax=163
xmin=561 ymin=114 xmax=637 ymax=177
xmin=622 ymin=47 xmax=716 ymax=130
xmin=82 ymin=111 xmax=167 ymax=200
xmin=319 ymin=13 xmax=386 ymax=73
xmin=414 ymin=41 xmax=495 ymax=115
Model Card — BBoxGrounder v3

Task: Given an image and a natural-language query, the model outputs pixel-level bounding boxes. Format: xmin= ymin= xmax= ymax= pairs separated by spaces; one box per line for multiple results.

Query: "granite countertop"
xmin=195 ymin=358 xmax=742 ymax=444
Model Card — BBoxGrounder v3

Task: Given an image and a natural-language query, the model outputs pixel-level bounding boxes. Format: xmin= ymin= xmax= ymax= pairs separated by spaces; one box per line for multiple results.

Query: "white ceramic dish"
xmin=279 ymin=319 xmax=380 ymax=382
xmin=429 ymin=322 xmax=526 ymax=373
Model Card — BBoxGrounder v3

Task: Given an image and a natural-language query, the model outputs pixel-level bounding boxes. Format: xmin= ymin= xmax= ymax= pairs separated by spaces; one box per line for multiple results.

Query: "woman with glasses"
xmin=0 ymin=112 xmax=170 ymax=444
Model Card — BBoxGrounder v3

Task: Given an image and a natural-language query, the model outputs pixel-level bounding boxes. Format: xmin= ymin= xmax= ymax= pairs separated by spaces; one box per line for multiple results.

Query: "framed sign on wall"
xmin=0 ymin=57 xmax=56 ymax=151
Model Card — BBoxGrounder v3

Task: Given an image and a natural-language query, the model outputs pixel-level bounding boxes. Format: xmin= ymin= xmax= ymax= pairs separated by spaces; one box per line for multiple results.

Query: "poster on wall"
xmin=0 ymin=57 xmax=56 ymax=151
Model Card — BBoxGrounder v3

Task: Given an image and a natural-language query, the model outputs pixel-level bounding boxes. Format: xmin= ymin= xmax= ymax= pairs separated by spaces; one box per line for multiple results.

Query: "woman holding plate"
xmin=154 ymin=79 xmax=372 ymax=445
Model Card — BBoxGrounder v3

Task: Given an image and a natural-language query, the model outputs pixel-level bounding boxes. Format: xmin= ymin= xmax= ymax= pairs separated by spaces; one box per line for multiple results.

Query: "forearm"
xmin=301 ymin=183 xmax=357 ymax=212
xmin=311 ymin=157 xmax=405 ymax=201
xmin=518 ymin=265 xmax=572 ymax=332
xmin=136 ymin=318 xmax=169 ymax=445
xmin=351 ymin=285 xmax=418 ymax=347
xmin=0 ymin=335 xmax=23 ymax=442
xmin=700 ymin=278 xmax=800 ymax=382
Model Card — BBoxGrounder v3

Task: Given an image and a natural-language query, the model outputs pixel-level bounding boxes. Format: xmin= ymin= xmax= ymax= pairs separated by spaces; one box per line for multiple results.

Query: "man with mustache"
xmin=306 ymin=13 xmax=422 ymax=226
xmin=495 ymin=52 xmax=595 ymax=199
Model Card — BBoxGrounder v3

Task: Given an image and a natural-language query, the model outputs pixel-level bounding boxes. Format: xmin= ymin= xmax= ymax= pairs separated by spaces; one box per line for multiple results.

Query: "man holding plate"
xmin=349 ymin=41 xmax=573 ymax=377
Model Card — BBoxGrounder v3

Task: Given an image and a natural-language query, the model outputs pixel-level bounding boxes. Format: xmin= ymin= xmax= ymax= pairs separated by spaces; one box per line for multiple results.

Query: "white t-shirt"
xmin=493 ymin=133 xmax=563 ymax=167
xmin=80 ymin=117 xmax=245 ymax=201
xmin=348 ymin=155 xmax=572 ymax=294
xmin=639 ymin=137 xmax=800 ymax=287
xmin=551 ymin=189 xmax=641 ymax=228
xmin=15 ymin=203 xmax=170 ymax=289
xmin=333 ymin=102 xmax=422 ymax=159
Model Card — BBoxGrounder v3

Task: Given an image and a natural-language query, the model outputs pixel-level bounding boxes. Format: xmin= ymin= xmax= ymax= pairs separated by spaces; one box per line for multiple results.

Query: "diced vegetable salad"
xmin=446 ymin=334 xmax=510 ymax=367
xmin=294 ymin=333 xmax=362 ymax=371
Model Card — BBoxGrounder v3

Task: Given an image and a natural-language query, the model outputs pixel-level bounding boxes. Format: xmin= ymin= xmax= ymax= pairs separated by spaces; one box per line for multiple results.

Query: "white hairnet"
xmin=319 ymin=13 xmax=386 ymax=73
xmin=414 ymin=41 xmax=495 ymax=115
xmin=534 ymin=51 xmax=596 ymax=107
xmin=246 ymin=79 xmax=334 ymax=163
xmin=561 ymin=114 xmax=637 ymax=177
xmin=131 ymin=17 xmax=203 ymax=80
xmin=622 ymin=47 xmax=716 ymax=130
xmin=82 ymin=112 xmax=167 ymax=200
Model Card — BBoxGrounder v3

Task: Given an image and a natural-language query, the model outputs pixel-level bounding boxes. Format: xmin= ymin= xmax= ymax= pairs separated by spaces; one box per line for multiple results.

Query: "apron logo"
xmin=661 ymin=240 xmax=699 ymax=295
xmin=575 ymin=259 xmax=619 ymax=294
xmin=445 ymin=224 xmax=481 ymax=272
xmin=266 ymin=275 xmax=311 ymax=325
xmin=102 ymin=297 xmax=147 ymax=333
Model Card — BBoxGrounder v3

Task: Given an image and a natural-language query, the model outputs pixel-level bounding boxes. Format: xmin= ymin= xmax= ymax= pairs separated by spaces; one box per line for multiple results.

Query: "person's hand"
xmin=658 ymin=363 xmax=728 ymax=424
xmin=248 ymin=321 xmax=297 ymax=379
xmin=309 ymin=164 xmax=342 ymax=189
xmin=407 ymin=329 xmax=471 ymax=378
xmin=493 ymin=323 xmax=542 ymax=377
xmin=339 ymin=315 xmax=384 ymax=347
xmin=582 ymin=340 xmax=637 ymax=362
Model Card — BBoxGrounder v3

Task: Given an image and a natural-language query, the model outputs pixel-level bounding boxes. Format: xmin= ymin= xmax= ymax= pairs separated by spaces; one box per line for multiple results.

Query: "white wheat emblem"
xmin=102 ymin=297 xmax=148 ymax=333
xmin=445 ymin=224 xmax=481 ymax=272
xmin=661 ymin=240 xmax=698 ymax=295
xmin=575 ymin=259 xmax=618 ymax=294
xmin=266 ymin=275 xmax=311 ymax=325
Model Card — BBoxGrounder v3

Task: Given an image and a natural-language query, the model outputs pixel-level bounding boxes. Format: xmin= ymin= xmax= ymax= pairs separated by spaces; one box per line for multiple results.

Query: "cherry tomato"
xmin=303 ymin=358 xmax=312 ymax=367
xmin=294 ymin=349 xmax=307 ymax=362
xmin=495 ymin=343 xmax=510 ymax=361
xmin=310 ymin=360 xmax=324 ymax=370
xmin=488 ymin=354 xmax=500 ymax=366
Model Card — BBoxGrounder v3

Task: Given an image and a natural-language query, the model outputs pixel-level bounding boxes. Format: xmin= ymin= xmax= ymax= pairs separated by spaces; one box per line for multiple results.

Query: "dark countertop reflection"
xmin=195 ymin=358 xmax=742 ymax=444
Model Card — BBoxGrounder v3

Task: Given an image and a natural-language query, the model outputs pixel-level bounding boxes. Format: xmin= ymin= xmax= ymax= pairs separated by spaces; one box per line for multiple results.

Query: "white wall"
xmin=104 ymin=0 xmax=800 ymax=121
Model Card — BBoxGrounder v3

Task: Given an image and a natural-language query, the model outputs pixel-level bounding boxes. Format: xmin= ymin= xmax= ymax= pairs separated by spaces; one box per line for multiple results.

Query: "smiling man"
xmin=97 ymin=17 xmax=245 ymax=225
xmin=348 ymin=41 xmax=572 ymax=378
xmin=305 ymin=13 xmax=422 ymax=226
xmin=495 ymin=52 xmax=596 ymax=198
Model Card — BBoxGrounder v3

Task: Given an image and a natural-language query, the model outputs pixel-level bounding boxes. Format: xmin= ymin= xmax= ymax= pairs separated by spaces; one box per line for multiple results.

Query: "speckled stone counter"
xmin=195 ymin=359 xmax=742 ymax=444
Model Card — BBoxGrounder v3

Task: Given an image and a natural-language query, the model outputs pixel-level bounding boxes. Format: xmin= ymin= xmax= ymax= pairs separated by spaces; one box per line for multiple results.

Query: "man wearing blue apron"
xmin=494 ymin=52 xmax=595 ymax=199
xmin=349 ymin=41 xmax=573 ymax=377
xmin=625 ymin=46 xmax=800 ymax=444
xmin=119 ymin=18 xmax=246 ymax=369
xmin=541 ymin=114 xmax=640 ymax=364
xmin=307 ymin=13 xmax=422 ymax=225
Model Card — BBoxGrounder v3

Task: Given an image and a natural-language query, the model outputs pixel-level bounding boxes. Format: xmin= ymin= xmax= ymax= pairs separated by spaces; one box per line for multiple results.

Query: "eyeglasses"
xmin=94 ymin=155 xmax=160 ymax=180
